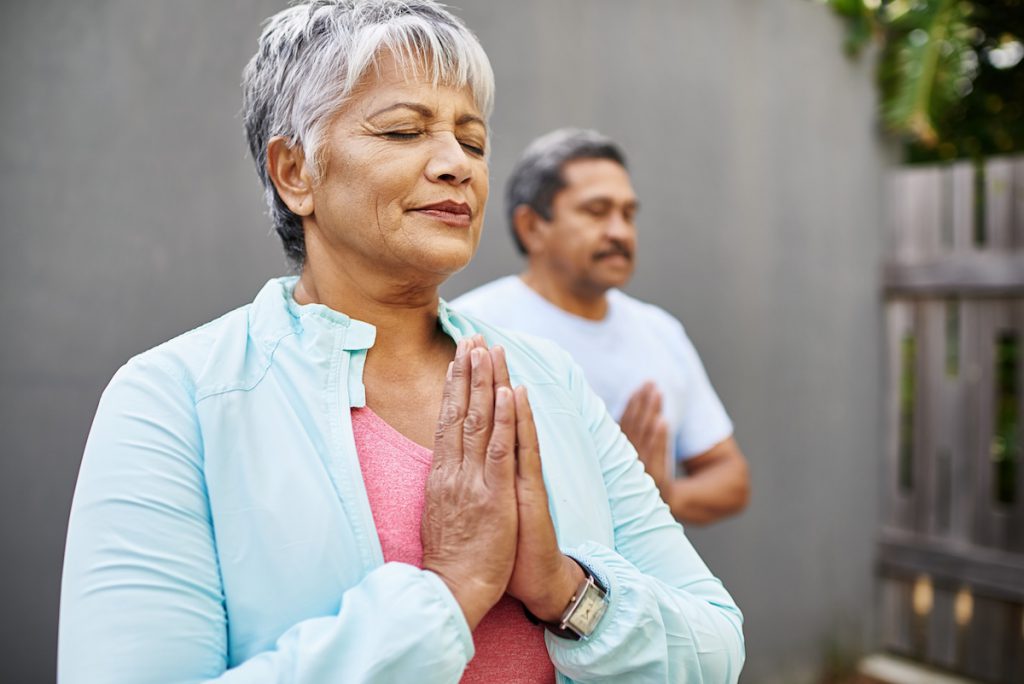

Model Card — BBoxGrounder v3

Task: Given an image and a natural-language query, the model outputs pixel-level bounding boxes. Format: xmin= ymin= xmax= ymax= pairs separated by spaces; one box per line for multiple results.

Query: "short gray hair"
xmin=505 ymin=128 xmax=627 ymax=255
xmin=242 ymin=0 xmax=495 ymax=268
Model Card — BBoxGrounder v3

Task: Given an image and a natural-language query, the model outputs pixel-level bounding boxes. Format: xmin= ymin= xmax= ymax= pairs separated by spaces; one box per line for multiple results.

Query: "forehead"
xmin=558 ymin=158 xmax=635 ymax=202
xmin=348 ymin=49 xmax=484 ymax=122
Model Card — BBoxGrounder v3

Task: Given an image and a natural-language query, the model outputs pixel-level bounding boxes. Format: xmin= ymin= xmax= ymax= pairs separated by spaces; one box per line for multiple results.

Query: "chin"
xmin=412 ymin=244 xmax=476 ymax=279
xmin=594 ymin=268 xmax=633 ymax=291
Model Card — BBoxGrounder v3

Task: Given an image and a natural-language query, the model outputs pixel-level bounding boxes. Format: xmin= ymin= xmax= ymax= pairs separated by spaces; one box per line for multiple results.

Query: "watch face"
xmin=566 ymin=583 xmax=608 ymax=637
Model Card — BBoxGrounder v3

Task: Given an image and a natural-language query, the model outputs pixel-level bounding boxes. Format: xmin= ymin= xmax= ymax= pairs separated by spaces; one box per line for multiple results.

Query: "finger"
xmin=650 ymin=387 xmax=662 ymax=416
xmin=468 ymin=334 xmax=487 ymax=352
xmin=653 ymin=418 xmax=669 ymax=459
xmin=484 ymin=386 xmax=516 ymax=488
xmin=433 ymin=339 xmax=471 ymax=464
xmin=490 ymin=346 xmax=512 ymax=391
xmin=619 ymin=384 xmax=646 ymax=433
xmin=626 ymin=381 xmax=656 ymax=425
xmin=641 ymin=417 xmax=667 ymax=457
xmin=649 ymin=419 xmax=670 ymax=485
xmin=462 ymin=346 xmax=495 ymax=466
xmin=639 ymin=388 xmax=663 ymax=446
xmin=514 ymin=385 xmax=544 ymax=483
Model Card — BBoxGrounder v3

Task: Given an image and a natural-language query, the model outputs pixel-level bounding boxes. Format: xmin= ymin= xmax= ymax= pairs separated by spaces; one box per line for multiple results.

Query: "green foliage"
xmin=823 ymin=0 xmax=1024 ymax=162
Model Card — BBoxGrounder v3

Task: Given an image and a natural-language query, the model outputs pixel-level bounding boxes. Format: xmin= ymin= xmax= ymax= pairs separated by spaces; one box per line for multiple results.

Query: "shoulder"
xmin=114 ymin=304 xmax=264 ymax=403
xmin=116 ymin=276 xmax=301 ymax=404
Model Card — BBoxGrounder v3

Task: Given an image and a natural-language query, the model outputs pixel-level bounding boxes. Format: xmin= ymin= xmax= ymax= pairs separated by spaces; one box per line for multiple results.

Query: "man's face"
xmin=536 ymin=158 xmax=638 ymax=296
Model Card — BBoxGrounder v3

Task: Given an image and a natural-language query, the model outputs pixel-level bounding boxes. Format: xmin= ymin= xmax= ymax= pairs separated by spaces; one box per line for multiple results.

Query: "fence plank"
xmin=986 ymin=158 xmax=1015 ymax=250
xmin=963 ymin=595 xmax=1012 ymax=682
xmin=970 ymin=302 xmax=997 ymax=549
xmin=878 ymin=532 xmax=1024 ymax=602
xmin=886 ymin=301 xmax=917 ymax=532
xmin=952 ymin=301 xmax=980 ymax=546
xmin=1014 ymin=159 xmax=1024 ymax=246
xmin=927 ymin=585 xmax=957 ymax=669
xmin=951 ymin=161 xmax=975 ymax=251
xmin=881 ymin=575 xmax=914 ymax=654
xmin=883 ymin=252 xmax=1024 ymax=294
xmin=922 ymin=301 xmax=945 ymax=537
xmin=890 ymin=167 xmax=944 ymax=260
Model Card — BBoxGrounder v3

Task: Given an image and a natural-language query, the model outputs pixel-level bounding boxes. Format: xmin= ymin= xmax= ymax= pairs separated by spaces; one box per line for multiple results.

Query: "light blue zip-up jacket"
xmin=59 ymin=277 xmax=744 ymax=683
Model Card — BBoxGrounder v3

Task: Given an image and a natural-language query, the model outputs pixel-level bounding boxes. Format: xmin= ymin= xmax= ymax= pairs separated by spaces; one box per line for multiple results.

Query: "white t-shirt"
xmin=451 ymin=276 xmax=733 ymax=464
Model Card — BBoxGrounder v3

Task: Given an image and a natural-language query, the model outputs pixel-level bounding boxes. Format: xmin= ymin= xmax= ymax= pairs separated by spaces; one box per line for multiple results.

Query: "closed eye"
xmin=582 ymin=203 xmax=611 ymax=218
xmin=460 ymin=141 xmax=485 ymax=157
xmin=382 ymin=131 xmax=421 ymax=140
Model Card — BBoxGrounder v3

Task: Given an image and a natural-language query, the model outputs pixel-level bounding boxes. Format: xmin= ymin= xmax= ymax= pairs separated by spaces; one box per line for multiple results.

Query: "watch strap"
xmin=523 ymin=561 xmax=607 ymax=641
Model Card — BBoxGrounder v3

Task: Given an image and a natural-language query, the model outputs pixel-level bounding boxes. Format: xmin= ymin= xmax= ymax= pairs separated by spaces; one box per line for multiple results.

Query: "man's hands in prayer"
xmin=619 ymin=381 xmax=670 ymax=499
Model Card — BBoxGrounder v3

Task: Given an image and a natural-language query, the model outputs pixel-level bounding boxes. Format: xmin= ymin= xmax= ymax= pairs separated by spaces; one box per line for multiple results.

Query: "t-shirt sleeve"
xmin=672 ymin=323 xmax=734 ymax=461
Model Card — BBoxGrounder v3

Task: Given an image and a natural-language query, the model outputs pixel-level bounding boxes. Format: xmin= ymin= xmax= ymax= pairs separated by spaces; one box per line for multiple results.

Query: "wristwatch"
xmin=526 ymin=564 xmax=609 ymax=640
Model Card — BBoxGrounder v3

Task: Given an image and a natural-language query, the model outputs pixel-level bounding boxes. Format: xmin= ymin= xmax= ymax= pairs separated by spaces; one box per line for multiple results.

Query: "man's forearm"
xmin=667 ymin=444 xmax=750 ymax=524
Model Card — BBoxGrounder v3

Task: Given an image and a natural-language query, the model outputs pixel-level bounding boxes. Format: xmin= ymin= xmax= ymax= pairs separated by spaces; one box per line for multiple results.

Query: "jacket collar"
xmin=248 ymin=276 xmax=473 ymax=353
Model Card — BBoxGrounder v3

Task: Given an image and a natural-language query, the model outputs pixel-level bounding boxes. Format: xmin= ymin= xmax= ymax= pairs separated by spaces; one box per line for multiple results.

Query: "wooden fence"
xmin=881 ymin=156 xmax=1024 ymax=682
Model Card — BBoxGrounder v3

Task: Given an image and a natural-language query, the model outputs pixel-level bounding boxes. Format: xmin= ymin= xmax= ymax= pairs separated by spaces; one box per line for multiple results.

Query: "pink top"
xmin=351 ymin=407 xmax=556 ymax=683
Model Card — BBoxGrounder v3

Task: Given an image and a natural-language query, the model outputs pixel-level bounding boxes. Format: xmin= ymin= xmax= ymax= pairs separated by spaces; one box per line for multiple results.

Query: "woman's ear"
xmin=513 ymin=204 xmax=547 ymax=256
xmin=266 ymin=136 xmax=314 ymax=216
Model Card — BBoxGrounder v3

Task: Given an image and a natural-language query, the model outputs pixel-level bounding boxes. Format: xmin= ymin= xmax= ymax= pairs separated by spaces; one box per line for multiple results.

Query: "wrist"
xmin=524 ymin=555 xmax=585 ymax=622
xmin=427 ymin=569 xmax=500 ymax=631
xmin=656 ymin=472 xmax=675 ymax=500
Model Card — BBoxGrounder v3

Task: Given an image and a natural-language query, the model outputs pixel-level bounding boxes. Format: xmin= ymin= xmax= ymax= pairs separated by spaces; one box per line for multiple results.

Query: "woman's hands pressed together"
xmin=421 ymin=336 xmax=584 ymax=630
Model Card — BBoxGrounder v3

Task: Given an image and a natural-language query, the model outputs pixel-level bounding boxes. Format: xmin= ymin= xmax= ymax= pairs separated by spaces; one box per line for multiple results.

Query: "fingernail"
xmin=455 ymin=339 xmax=466 ymax=357
xmin=446 ymin=361 xmax=453 ymax=380
xmin=470 ymin=347 xmax=482 ymax=369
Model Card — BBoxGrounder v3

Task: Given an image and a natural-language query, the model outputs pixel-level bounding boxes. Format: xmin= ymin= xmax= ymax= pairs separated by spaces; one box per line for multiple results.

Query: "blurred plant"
xmin=823 ymin=0 xmax=1024 ymax=162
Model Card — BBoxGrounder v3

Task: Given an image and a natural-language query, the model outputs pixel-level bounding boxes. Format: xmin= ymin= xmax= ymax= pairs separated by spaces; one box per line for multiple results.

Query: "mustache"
xmin=593 ymin=242 xmax=633 ymax=261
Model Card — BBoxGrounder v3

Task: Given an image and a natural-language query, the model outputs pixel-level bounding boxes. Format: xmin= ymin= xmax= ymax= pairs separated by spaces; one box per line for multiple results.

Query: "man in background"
xmin=453 ymin=128 xmax=749 ymax=524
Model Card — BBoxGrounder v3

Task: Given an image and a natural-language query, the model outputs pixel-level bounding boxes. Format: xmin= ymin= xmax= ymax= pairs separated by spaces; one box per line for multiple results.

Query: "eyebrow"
xmin=367 ymin=102 xmax=486 ymax=128
xmin=579 ymin=196 xmax=640 ymax=209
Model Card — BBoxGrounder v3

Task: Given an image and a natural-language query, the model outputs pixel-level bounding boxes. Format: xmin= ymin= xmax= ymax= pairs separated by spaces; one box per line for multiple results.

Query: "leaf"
xmin=877 ymin=0 xmax=975 ymax=146
xmin=824 ymin=0 xmax=1024 ymax=161
xmin=825 ymin=0 xmax=880 ymax=55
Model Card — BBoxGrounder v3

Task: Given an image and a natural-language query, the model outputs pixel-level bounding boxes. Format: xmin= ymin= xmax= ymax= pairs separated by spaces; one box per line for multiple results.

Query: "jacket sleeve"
xmin=58 ymin=358 xmax=473 ymax=684
xmin=546 ymin=360 xmax=745 ymax=683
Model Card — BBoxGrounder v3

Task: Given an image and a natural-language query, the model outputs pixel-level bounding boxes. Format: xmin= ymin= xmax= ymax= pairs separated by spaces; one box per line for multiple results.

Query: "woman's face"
xmin=306 ymin=51 xmax=489 ymax=287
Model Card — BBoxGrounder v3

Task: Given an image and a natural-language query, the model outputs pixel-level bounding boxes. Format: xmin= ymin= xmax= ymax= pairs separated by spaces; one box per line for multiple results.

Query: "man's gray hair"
xmin=242 ymin=0 xmax=495 ymax=268
xmin=505 ymin=128 xmax=627 ymax=255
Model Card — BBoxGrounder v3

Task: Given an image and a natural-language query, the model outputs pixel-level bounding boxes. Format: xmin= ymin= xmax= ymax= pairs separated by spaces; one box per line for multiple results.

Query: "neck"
xmin=295 ymin=241 xmax=449 ymax=359
xmin=520 ymin=265 xmax=609 ymax=321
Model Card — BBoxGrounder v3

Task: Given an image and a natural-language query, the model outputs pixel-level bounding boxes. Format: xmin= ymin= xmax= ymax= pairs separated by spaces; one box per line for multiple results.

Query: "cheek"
xmin=476 ymin=171 xmax=490 ymax=202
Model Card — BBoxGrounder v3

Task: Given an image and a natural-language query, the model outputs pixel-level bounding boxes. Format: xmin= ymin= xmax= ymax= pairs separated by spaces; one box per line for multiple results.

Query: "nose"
xmin=605 ymin=210 xmax=634 ymax=241
xmin=425 ymin=133 xmax=473 ymax=186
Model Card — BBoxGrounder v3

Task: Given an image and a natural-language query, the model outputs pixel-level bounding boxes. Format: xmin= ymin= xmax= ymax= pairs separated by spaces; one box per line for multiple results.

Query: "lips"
xmin=412 ymin=200 xmax=473 ymax=228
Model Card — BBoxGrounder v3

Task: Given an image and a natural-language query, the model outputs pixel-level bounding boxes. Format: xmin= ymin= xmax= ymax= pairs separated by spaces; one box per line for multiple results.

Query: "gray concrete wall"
xmin=0 ymin=1 xmax=886 ymax=681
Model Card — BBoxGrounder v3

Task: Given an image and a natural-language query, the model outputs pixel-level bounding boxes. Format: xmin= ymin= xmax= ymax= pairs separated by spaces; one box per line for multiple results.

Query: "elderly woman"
xmin=58 ymin=1 xmax=743 ymax=682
